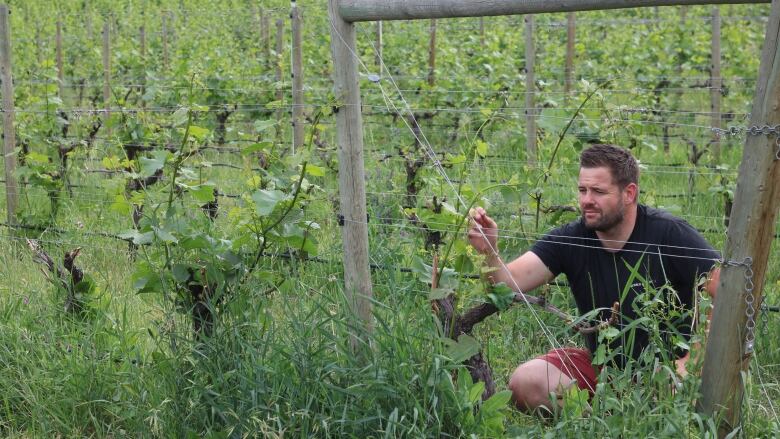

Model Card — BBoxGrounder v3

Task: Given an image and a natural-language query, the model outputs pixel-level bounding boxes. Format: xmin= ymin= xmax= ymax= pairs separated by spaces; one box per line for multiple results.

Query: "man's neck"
xmin=596 ymin=204 xmax=638 ymax=252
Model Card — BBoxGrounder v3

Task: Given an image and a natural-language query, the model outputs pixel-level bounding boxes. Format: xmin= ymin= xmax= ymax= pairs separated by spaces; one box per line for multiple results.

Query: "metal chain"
xmin=712 ymin=124 xmax=780 ymax=160
xmin=712 ymin=124 xmax=780 ymax=137
xmin=723 ymin=257 xmax=757 ymax=357
xmin=741 ymin=258 xmax=756 ymax=356
xmin=776 ymin=137 xmax=780 ymax=160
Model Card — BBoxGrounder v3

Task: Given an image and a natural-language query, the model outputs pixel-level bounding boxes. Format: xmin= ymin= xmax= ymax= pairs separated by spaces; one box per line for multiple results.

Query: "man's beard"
xmin=582 ymin=206 xmax=625 ymax=232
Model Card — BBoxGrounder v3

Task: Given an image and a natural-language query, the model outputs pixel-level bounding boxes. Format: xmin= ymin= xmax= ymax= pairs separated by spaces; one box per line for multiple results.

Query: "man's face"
xmin=578 ymin=166 xmax=634 ymax=232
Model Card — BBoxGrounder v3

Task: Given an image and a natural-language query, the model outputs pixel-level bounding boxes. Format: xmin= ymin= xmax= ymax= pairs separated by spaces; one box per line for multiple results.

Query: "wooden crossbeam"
xmin=338 ymin=0 xmax=769 ymax=22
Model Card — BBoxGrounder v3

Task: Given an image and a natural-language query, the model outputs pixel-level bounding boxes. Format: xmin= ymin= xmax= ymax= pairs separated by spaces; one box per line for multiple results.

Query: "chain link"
xmin=722 ymin=257 xmax=757 ymax=356
xmin=776 ymin=136 xmax=780 ymax=160
xmin=712 ymin=124 xmax=780 ymax=137
xmin=742 ymin=258 xmax=756 ymax=356
xmin=712 ymin=124 xmax=780 ymax=160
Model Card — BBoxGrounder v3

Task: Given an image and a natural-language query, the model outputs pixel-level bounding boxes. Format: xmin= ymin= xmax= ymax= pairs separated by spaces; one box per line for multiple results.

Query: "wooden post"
xmin=525 ymin=15 xmax=536 ymax=162
xmin=162 ymin=12 xmax=169 ymax=72
xmin=56 ymin=21 xmax=64 ymax=98
xmin=710 ymin=7 xmax=722 ymax=162
xmin=140 ymin=25 xmax=146 ymax=108
xmin=275 ymin=18 xmax=284 ymax=126
xmin=327 ymin=0 xmax=373 ymax=344
xmin=428 ymin=19 xmax=437 ymax=87
xmin=102 ymin=21 xmax=111 ymax=136
xmin=565 ymin=12 xmax=575 ymax=105
xmin=699 ymin=1 xmax=780 ymax=436
xmin=375 ymin=21 xmax=382 ymax=67
xmin=0 ymin=5 xmax=17 ymax=225
xmin=291 ymin=1 xmax=304 ymax=154
xmin=140 ymin=25 xmax=146 ymax=60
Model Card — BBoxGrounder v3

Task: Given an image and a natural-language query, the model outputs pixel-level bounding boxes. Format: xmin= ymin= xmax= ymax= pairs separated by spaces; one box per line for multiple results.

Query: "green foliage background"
xmin=0 ymin=0 xmax=777 ymax=437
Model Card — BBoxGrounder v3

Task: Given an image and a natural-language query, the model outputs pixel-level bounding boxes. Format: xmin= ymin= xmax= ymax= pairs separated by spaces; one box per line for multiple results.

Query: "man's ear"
xmin=623 ymin=182 xmax=638 ymax=204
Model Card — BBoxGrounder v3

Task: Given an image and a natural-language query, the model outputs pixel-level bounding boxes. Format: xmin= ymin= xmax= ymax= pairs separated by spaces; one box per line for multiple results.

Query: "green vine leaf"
xmin=486 ymin=282 xmax=515 ymax=311
xmin=139 ymin=150 xmax=171 ymax=178
xmin=444 ymin=334 xmax=481 ymax=363
xmin=252 ymin=189 xmax=288 ymax=216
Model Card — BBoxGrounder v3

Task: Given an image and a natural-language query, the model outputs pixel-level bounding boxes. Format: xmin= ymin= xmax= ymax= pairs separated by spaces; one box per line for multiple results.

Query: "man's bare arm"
xmin=468 ymin=207 xmax=554 ymax=293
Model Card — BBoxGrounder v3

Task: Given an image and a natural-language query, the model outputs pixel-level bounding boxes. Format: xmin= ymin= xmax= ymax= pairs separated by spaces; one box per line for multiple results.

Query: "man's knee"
xmin=508 ymin=360 xmax=558 ymax=412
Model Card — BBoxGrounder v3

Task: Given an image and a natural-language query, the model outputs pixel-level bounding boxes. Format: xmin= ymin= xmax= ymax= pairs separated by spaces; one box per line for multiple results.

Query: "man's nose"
xmin=580 ymin=191 xmax=592 ymax=204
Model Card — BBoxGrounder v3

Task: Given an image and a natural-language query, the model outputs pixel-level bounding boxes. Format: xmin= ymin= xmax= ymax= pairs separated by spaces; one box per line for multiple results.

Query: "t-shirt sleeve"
xmin=530 ymin=223 xmax=579 ymax=276
xmin=662 ymin=219 xmax=720 ymax=290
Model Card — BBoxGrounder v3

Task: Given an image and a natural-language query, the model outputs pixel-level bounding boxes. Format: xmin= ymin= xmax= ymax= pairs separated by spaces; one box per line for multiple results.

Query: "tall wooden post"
xmin=102 ymin=21 xmax=111 ymax=136
xmin=275 ymin=18 xmax=284 ymax=126
xmin=56 ymin=21 xmax=64 ymax=98
xmin=375 ymin=21 xmax=382 ymax=67
xmin=699 ymin=1 xmax=780 ymax=436
xmin=162 ymin=12 xmax=169 ymax=72
xmin=0 ymin=5 xmax=17 ymax=225
xmin=291 ymin=1 xmax=304 ymax=154
xmin=710 ymin=7 xmax=722 ymax=162
xmin=327 ymin=0 xmax=373 ymax=345
xmin=525 ymin=15 xmax=536 ymax=162
xmin=428 ymin=19 xmax=437 ymax=87
xmin=565 ymin=12 xmax=575 ymax=106
xmin=140 ymin=25 xmax=146 ymax=108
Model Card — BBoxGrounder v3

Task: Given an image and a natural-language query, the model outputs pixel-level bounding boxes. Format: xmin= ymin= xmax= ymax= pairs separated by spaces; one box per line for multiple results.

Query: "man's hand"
xmin=468 ymin=207 xmax=499 ymax=256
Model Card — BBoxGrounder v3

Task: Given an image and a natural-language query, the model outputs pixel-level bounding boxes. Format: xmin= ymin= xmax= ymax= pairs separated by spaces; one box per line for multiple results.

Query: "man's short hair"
xmin=580 ymin=144 xmax=639 ymax=188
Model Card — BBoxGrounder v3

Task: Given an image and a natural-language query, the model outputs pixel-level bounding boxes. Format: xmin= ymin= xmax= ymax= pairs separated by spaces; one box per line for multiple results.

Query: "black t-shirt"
xmin=530 ymin=205 xmax=720 ymax=367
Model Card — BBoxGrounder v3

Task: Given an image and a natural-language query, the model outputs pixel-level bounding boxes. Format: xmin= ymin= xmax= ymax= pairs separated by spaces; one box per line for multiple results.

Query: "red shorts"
xmin=537 ymin=347 xmax=598 ymax=394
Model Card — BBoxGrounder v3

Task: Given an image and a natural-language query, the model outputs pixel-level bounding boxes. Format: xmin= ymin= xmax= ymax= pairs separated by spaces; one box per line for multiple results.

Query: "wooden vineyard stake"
xmin=711 ymin=6 xmax=722 ymax=162
xmin=291 ymin=1 xmax=304 ymax=154
xmin=102 ymin=21 xmax=111 ymax=137
xmin=699 ymin=1 xmax=780 ymax=436
xmin=0 ymin=5 xmax=17 ymax=225
xmin=140 ymin=25 xmax=146 ymax=107
xmin=56 ymin=21 xmax=64 ymax=98
xmin=327 ymin=0 xmax=374 ymax=347
xmin=565 ymin=12 xmax=575 ymax=105
xmin=275 ymin=18 xmax=285 ymax=130
xmin=428 ymin=19 xmax=436 ymax=86
xmin=375 ymin=20 xmax=382 ymax=67
xmin=525 ymin=14 xmax=536 ymax=162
